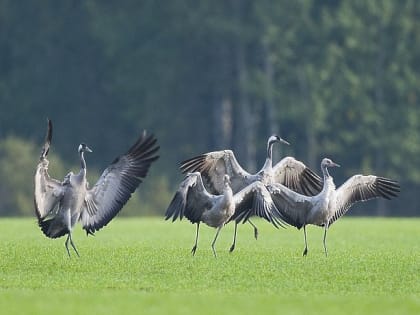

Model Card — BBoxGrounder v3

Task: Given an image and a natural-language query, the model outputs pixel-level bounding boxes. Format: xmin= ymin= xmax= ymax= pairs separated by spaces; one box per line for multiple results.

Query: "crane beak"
xmin=332 ymin=162 xmax=340 ymax=167
xmin=280 ymin=138 xmax=290 ymax=145
xmin=86 ymin=146 xmax=93 ymax=153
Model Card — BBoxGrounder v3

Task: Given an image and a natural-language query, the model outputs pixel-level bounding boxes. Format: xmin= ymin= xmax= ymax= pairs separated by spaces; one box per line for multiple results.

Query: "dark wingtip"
xmin=46 ymin=118 xmax=52 ymax=145
xmin=376 ymin=177 xmax=400 ymax=199
xmin=38 ymin=217 xmax=68 ymax=239
xmin=120 ymin=129 xmax=160 ymax=177
xmin=165 ymin=191 xmax=186 ymax=222
xmin=40 ymin=118 xmax=53 ymax=160
xmin=180 ymin=154 xmax=207 ymax=173
xmin=303 ymin=167 xmax=323 ymax=195
xmin=86 ymin=229 xmax=95 ymax=237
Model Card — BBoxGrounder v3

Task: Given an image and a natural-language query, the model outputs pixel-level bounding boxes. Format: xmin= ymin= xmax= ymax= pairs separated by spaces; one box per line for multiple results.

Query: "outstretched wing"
xmin=165 ymin=172 xmax=216 ymax=224
xmin=267 ymin=183 xmax=314 ymax=229
xmin=231 ymin=181 xmax=286 ymax=228
xmin=80 ymin=131 xmax=159 ymax=234
xmin=180 ymin=150 xmax=251 ymax=195
xmin=272 ymin=157 xmax=323 ymax=196
xmin=329 ymin=175 xmax=400 ymax=226
xmin=34 ymin=118 xmax=65 ymax=221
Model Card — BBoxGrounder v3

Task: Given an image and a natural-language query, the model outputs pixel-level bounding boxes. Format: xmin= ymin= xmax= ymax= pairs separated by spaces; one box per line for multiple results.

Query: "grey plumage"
xmin=267 ymin=158 xmax=400 ymax=256
xmin=180 ymin=135 xmax=322 ymax=252
xmin=165 ymin=172 xmax=283 ymax=257
xmin=34 ymin=119 xmax=159 ymax=256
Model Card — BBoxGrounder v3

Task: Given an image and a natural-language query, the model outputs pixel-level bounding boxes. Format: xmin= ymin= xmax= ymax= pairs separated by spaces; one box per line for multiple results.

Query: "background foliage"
xmin=0 ymin=0 xmax=418 ymax=216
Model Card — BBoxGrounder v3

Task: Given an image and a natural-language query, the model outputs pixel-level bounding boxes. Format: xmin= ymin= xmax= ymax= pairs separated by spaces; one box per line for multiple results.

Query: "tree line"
xmin=0 ymin=0 xmax=418 ymax=216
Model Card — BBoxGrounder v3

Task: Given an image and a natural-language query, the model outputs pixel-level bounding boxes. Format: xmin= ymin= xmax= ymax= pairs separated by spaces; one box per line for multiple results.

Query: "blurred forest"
xmin=0 ymin=0 xmax=419 ymax=217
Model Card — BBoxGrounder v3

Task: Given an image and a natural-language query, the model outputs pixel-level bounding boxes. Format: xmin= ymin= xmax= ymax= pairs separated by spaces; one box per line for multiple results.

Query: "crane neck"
xmin=223 ymin=183 xmax=233 ymax=203
xmin=321 ymin=165 xmax=331 ymax=180
xmin=80 ymin=151 xmax=87 ymax=171
xmin=320 ymin=165 xmax=336 ymax=195
xmin=262 ymin=141 xmax=275 ymax=170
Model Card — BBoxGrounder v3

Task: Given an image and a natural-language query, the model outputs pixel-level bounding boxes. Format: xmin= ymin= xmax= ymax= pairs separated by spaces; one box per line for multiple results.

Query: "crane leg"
xmin=302 ymin=225 xmax=308 ymax=256
xmin=211 ymin=226 xmax=222 ymax=258
xmin=191 ymin=223 xmax=200 ymax=256
xmin=65 ymin=233 xmax=80 ymax=258
xmin=229 ymin=222 xmax=238 ymax=253
xmin=323 ymin=225 xmax=328 ymax=257
xmin=248 ymin=219 xmax=258 ymax=240
xmin=65 ymin=235 xmax=71 ymax=257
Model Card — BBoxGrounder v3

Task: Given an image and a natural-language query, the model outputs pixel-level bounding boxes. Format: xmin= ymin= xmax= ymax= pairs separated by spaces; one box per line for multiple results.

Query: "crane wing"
xmin=165 ymin=172 xmax=216 ymax=224
xmin=180 ymin=150 xmax=251 ymax=194
xmin=34 ymin=118 xmax=65 ymax=221
xmin=272 ymin=157 xmax=323 ymax=196
xmin=267 ymin=183 xmax=313 ymax=229
xmin=231 ymin=181 xmax=286 ymax=228
xmin=80 ymin=131 xmax=159 ymax=234
xmin=329 ymin=175 xmax=400 ymax=226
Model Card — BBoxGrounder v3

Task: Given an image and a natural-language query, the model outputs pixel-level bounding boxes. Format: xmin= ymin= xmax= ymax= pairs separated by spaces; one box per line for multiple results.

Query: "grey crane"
xmin=165 ymin=172 xmax=283 ymax=257
xmin=267 ymin=158 xmax=400 ymax=256
xmin=180 ymin=135 xmax=323 ymax=252
xmin=34 ymin=119 xmax=159 ymax=256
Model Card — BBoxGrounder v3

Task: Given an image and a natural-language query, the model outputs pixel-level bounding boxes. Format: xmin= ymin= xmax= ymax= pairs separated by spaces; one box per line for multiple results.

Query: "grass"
xmin=0 ymin=217 xmax=419 ymax=314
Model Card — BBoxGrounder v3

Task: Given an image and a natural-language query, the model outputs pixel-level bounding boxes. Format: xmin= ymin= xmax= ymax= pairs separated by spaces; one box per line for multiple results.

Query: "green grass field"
xmin=0 ymin=217 xmax=419 ymax=314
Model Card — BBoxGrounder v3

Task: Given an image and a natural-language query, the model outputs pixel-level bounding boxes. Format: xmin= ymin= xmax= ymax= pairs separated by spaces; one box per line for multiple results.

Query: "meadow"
xmin=0 ymin=217 xmax=419 ymax=314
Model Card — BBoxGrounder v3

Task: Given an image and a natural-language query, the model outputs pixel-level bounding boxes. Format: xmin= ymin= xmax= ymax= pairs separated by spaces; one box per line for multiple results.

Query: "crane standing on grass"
xmin=268 ymin=158 xmax=400 ymax=256
xmin=165 ymin=172 xmax=284 ymax=257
